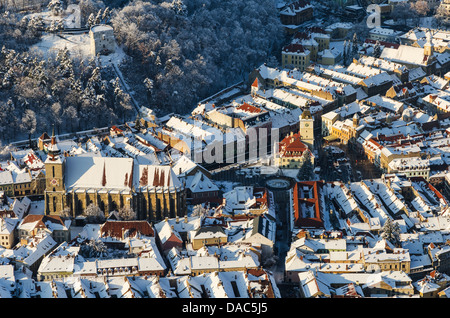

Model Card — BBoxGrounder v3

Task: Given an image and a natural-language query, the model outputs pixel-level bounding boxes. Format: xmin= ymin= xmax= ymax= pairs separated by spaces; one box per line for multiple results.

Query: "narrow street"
xmin=271 ymin=185 xmax=296 ymax=297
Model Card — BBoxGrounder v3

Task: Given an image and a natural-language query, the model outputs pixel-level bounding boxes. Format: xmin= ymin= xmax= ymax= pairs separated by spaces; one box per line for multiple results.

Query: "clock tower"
xmin=299 ymin=108 xmax=314 ymax=150
xmin=44 ymin=128 xmax=66 ymax=215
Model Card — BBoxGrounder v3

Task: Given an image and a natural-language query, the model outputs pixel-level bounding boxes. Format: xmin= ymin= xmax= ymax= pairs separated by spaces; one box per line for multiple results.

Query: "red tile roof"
xmin=236 ymin=103 xmax=262 ymax=114
xmin=100 ymin=220 xmax=155 ymax=239
xmin=282 ymin=43 xmax=308 ymax=54
xmin=279 ymin=133 xmax=308 ymax=156
xmin=292 ymin=181 xmax=325 ymax=229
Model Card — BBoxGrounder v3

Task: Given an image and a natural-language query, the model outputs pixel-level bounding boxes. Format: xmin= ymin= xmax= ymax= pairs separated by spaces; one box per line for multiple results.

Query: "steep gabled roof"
xmin=19 ymin=214 xmax=66 ymax=232
xmin=65 ymin=157 xmax=134 ymax=191
xmin=186 ymin=171 xmax=219 ymax=193
xmin=279 ymin=133 xmax=309 ymax=156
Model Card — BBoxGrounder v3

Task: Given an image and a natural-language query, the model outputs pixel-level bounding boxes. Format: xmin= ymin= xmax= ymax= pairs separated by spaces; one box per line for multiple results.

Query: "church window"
xmin=156 ymin=198 xmax=161 ymax=214
xmin=170 ymin=198 xmax=175 ymax=217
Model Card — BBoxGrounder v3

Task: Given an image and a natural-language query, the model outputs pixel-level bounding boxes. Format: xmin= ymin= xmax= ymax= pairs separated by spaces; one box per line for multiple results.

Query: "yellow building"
xmin=190 ymin=226 xmax=228 ymax=250
xmin=275 ymin=132 xmax=314 ymax=168
xmin=292 ymin=29 xmax=331 ymax=62
xmin=330 ymin=114 xmax=364 ymax=144
xmin=281 ymin=43 xmax=311 ymax=70
xmin=299 ymin=109 xmax=315 ymax=150
xmin=363 ymin=242 xmax=411 ymax=274
xmin=318 ymin=49 xmax=338 ymax=66
xmin=321 ymin=111 xmax=339 ymax=137
xmin=0 ymin=218 xmax=16 ymax=249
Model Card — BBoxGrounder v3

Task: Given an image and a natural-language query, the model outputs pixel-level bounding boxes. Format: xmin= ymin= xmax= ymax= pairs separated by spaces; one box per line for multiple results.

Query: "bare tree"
xmin=412 ymin=0 xmax=430 ymax=16
xmin=83 ymin=203 xmax=105 ymax=223
xmin=435 ymin=2 xmax=450 ymax=27
xmin=118 ymin=206 xmax=136 ymax=220
xmin=391 ymin=2 xmax=416 ymax=25
xmin=191 ymin=204 xmax=206 ymax=217
xmin=59 ymin=207 xmax=72 ymax=218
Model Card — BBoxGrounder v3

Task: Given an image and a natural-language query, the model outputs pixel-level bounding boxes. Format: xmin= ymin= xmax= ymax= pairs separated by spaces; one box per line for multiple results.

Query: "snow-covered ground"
xmin=24 ymin=4 xmax=81 ymax=29
xmin=98 ymin=45 xmax=128 ymax=67
xmin=27 ymin=4 xmax=129 ymax=66
xmin=28 ymin=200 xmax=45 ymax=215
xmin=26 ymin=6 xmax=87 ymax=58
xmin=30 ymin=33 xmax=91 ymax=59
xmin=30 ymin=30 xmax=128 ymax=67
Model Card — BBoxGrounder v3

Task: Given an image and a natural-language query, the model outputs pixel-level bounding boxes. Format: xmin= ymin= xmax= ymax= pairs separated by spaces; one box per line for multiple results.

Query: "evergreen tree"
xmin=86 ymin=13 xmax=95 ymax=28
xmin=373 ymin=40 xmax=381 ymax=58
xmin=381 ymin=218 xmax=401 ymax=246
xmin=297 ymin=150 xmax=314 ymax=181
xmin=87 ymin=66 xmax=102 ymax=93
xmin=101 ymin=7 xmax=111 ymax=24
xmin=112 ymin=77 xmax=132 ymax=121
xmin=144 ymin=77 xmax=154 ymax=103
xmin=47 ymin=20 xmax=58 ymax=32
xmin=343 ymin=40 xmax=348 ymax=66
xmin=94 ymin=9 xmax=102 ymax=24
xmin=352 ymin=32 xmax=359 ymax=59
xmin=48 ymin=0 xmax=63 ymax=16
xmin=56 ymin=47 xmax=73 ymax=77
xmin=2 ymin=68 xmax=14 ymax=88
xmin=80 ymin=239 xmax=108 ymax=258
xmin=57 ymin=19 xmax=65 ymax=31
xmin=27 ymin=16 xmax=44 ymax=37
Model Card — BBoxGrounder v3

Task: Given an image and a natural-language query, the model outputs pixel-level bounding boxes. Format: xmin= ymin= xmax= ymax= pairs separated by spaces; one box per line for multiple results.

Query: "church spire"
xmin=424 ymin=30 xmax=434 ymax=57
xmin=47 ymin=125 xmax=61 ymax=161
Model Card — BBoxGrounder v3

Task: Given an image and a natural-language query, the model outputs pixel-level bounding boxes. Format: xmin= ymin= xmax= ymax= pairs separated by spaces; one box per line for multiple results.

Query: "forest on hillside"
xmin=0 ymin=0 xmax=284 ymax=144
xmin=111 ymin=0 xmax=284 ymax=114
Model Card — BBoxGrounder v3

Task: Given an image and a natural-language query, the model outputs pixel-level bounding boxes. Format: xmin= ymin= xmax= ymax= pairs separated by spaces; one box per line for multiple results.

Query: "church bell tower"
xmin=44 ymin=128 xmax=65 ymax=215
xmin=299 ymin=108 xmax=315 ymax=151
